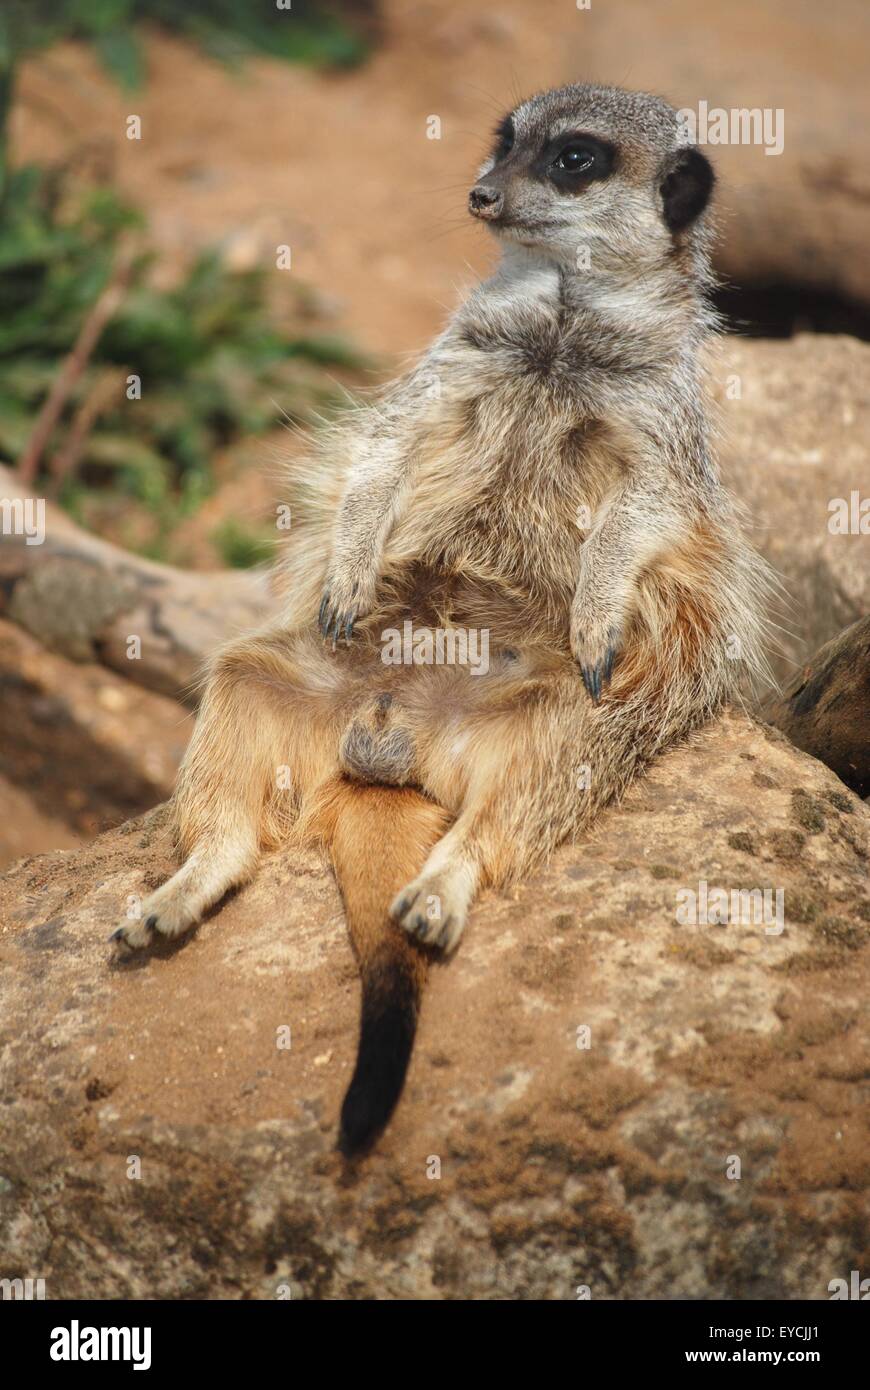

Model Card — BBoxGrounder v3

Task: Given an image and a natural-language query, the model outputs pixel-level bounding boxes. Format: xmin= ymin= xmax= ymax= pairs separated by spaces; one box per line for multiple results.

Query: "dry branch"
xmin=0 ymin=463 xmax=274 ymax=704
xmin=17 ymin=241 xmax=136 ymax=487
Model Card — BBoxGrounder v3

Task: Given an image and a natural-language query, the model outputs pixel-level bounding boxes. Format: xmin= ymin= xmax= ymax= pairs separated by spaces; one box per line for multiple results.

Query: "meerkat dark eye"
xmin=544 ymin=135 xmax=615 ymax=189
xmin=554 ymin=145 xmax=595 ymax=173
xmin=492 ymin=115 xmax=515 ymax=162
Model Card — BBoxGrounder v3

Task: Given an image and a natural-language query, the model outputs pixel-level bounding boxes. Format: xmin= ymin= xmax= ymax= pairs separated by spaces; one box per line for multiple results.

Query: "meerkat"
xmin=112 ymin=83 xmax=773 ymax=1154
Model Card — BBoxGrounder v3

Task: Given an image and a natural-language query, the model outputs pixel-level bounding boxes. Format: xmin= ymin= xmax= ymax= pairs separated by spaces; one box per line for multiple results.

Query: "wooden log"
xmin=0 ymin=463 xmax=274 ymax=704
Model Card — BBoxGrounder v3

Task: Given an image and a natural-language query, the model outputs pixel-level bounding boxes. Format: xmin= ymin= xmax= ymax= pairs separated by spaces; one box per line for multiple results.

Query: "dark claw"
xmin=344 ymin=609 xmax=357 ymax=644
xmin=394 ymin=887 xmax=425 ymax=930
xmin=110 ymin=913 xmax=157 ymax=946
xmin=318 ymin=592 xmax=331 ymax=634
xmin=411 ymin=913 xmax=431 ymax=940
xmin=581 ymin=648 xmax=618 ymax=703
xmin=436 ymin=915 xmax=454 ymax=949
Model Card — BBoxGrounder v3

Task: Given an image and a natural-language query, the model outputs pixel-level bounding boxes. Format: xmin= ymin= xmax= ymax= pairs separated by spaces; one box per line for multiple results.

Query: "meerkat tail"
xmin=310 ymin=779 xmax=450 ymax=1155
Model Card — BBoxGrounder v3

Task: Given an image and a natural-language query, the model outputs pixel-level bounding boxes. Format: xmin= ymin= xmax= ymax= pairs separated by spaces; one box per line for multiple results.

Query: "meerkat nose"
xmin=469 ymin=185 xmax=504 ymax=220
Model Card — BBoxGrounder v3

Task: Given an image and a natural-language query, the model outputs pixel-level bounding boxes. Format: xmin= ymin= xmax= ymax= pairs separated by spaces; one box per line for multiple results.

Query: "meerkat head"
xmin=469 ymin=83 xmax=714 ymax=277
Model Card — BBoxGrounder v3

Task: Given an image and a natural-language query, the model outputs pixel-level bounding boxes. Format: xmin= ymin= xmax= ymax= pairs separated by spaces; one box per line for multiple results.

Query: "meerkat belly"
xmin=382 ymin=389 xmax=611 ymax=618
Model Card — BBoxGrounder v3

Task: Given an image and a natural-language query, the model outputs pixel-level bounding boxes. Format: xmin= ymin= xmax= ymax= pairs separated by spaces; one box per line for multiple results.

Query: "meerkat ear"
xmin=659 ymin=148 xmax=715 ymax=232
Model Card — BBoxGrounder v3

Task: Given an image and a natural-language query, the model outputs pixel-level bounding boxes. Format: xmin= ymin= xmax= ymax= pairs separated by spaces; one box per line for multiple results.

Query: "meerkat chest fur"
xmin=382 ymin=262 xmax=635 ymax=609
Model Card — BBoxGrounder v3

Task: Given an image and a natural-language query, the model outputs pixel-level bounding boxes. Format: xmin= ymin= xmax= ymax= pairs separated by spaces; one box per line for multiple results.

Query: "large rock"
xmin=713 ymin=334 xmax=870 ymax=681
xmin=0 ymin=712 xmax=867 ymax=1299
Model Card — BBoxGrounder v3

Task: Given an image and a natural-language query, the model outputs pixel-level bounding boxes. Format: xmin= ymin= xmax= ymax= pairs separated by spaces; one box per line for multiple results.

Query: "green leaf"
xmin=93 ymin=29 xmax=144 ymax=90
xmin=212 ymin=518 xmax=275 ymax=569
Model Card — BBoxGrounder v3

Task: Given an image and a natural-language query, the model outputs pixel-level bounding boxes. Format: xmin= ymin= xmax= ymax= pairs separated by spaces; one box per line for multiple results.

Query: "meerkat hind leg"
xmin=390 ymin=723 xmax=515 ymax=953
xmin=391 ymin=675 xmax=606 ymax=953
xmin=112 ymin=629 xmax=345 ymax=951
xmin=111 ymin=836 xmax=257 ymax=950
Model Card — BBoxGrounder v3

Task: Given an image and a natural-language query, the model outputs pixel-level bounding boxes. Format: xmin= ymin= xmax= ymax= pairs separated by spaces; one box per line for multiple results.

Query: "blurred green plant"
xmin=2 ymin=3 xmax=367 ymax=83
xmin=0 ymin=0 xmax=371 ymax=558
xmin=212 ymin=517 xmax=277 ymax=570
xmin=0 ymin=164 xmax=363 ymax=554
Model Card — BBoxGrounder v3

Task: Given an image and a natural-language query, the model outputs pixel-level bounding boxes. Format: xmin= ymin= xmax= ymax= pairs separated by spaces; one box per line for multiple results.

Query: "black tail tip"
xmin=337 ymin=963 xmax=418 ymax=1158
xmin=337 ymin=1087 xmax=384 ymax=1158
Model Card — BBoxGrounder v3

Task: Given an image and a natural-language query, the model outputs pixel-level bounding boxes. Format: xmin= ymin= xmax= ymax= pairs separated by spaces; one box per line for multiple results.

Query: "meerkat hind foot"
xmin=390 ymin=859 xmax=475 ymax=954
xmin=110 ymin=875 xmax=200 ymax=951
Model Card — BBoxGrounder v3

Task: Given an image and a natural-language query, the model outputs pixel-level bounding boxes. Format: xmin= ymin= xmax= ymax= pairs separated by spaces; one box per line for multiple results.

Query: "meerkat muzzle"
xmin=469 ymin=184 xmax=504 ymax=220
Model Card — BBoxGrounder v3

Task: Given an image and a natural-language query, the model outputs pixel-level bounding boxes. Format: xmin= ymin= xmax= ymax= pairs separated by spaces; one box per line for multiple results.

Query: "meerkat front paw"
xmin=570 ymin=613 xmax=622 ymax=702
xmin=110 ymin=880 xmax=197 ymax=952
xmin=390 ymin=861 xmax=474 ymax=954
xmin=318 ymin=566 xmax=377 ymax=647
